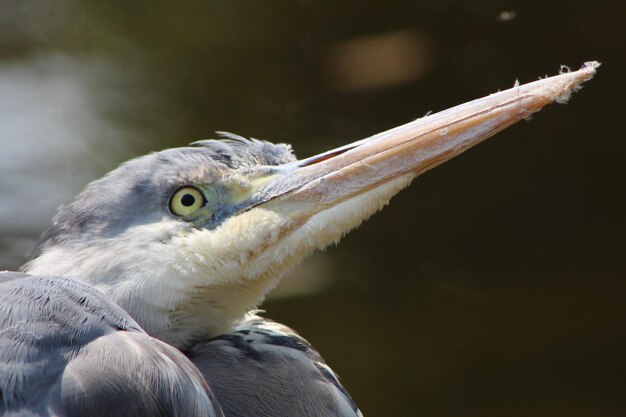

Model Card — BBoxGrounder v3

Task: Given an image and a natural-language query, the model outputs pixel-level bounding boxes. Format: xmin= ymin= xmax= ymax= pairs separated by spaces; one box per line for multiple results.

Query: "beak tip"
xmin=531 ymin=60 xmax=600 ymax=106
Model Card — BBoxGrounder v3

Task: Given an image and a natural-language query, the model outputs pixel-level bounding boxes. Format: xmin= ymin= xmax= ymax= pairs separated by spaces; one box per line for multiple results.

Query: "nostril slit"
xmin=298 ymin=145 xmax=358 ymax=167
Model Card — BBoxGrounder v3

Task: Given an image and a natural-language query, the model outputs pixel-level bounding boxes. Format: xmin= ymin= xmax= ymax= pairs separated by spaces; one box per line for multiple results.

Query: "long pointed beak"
xmin=256 ymin=62 xmax=598 ymax=220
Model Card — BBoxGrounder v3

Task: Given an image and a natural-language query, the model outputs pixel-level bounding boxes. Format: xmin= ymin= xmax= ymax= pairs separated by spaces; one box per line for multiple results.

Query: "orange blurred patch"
xmin=324 ymin=29 xmax=436 ymax=91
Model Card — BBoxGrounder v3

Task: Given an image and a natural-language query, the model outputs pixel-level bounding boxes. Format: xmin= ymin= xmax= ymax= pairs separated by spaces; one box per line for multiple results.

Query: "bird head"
xmin=21 ymin=67 xmax=596 ymax=349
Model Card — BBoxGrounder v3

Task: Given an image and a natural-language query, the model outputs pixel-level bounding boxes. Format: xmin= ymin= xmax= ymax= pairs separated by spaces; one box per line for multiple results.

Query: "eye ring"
xmin=169 ymin=186 xmax=206 ymax=216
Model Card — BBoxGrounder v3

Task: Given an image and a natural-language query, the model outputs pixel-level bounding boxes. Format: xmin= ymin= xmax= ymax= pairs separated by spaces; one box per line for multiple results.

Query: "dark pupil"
xmin=181 ymin=193 xmax=196 ymax=207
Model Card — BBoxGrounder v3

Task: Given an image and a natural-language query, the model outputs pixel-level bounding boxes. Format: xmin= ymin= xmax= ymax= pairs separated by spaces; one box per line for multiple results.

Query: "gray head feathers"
xmin=192 ymin=132 xmax=296 ymax=168
xmin=23 ymin=135 xmax=295 ymax=265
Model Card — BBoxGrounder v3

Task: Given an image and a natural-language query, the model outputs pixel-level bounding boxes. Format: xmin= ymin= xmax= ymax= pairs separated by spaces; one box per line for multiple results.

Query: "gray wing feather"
xmin=0 ymin=275 xmax=223 ymax=417
xmin=188 ymin=316 xmax=363 ymax=417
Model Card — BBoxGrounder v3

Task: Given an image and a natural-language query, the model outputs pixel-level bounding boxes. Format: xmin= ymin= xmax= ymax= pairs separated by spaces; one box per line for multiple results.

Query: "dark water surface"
xmin=1 ymin=1 xmax=624 ymax=415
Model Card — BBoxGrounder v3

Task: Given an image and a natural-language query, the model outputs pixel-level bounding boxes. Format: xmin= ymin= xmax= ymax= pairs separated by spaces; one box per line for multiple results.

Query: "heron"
xmin=0 ymin=63 xmax=598 ymax=417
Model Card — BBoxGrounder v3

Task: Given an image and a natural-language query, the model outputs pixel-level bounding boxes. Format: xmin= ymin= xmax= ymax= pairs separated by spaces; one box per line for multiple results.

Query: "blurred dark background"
xmin=1 ymin=0 xmax=624 ymax=416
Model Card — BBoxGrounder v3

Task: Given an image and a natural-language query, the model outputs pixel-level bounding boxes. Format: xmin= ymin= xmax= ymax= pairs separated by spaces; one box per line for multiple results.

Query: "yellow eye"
xmin=169 ymin=186 xmax=206 ymax=216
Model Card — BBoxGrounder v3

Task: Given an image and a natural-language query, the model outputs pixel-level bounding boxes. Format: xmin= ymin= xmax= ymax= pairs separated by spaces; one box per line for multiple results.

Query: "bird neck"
xmin=22 ymin=174 xmax=415 ymax=349
xmin=20 ymin=225 xmax=289 ymax=350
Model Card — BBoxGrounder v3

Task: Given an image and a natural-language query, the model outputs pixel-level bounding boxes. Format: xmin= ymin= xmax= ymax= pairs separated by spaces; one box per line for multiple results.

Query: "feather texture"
xmin=0 ymin=274 xmax=223 ymax=417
